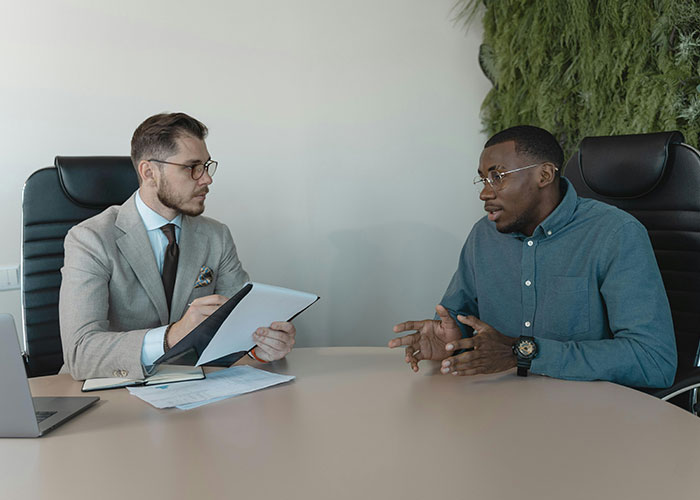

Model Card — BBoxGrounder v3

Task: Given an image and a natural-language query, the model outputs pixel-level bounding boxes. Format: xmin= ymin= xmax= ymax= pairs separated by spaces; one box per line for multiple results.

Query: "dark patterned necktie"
xmin=160 ymin=224 xmax=179 ymax=313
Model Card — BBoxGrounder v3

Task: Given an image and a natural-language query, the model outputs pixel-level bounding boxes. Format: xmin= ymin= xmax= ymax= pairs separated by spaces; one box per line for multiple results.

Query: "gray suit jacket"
xmin=59 ymin=193 xmax=249 ymax=380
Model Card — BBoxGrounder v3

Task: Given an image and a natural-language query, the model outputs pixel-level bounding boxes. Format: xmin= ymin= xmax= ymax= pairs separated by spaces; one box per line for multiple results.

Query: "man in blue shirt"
xmin=389 ymin=125 xmax=677 ymax=388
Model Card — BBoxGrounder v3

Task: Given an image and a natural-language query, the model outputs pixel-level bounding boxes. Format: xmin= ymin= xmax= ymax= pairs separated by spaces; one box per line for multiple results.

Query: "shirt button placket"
xmin=521 ymin=239 xmax=537 ymax=335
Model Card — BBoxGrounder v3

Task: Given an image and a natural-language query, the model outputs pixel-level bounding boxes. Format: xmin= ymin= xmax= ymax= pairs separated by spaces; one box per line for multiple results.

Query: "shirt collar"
xmin=534 ymin=177 xmax=578 ymax=239
xmin=505 ymin=177 xmax=578 ymax=240
xmin=134 ymin=190 xmax=182 ymax=231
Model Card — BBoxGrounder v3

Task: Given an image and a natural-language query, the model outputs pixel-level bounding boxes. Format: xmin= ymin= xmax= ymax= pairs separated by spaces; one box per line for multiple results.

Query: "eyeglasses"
xmin=148 ymin=158 xmax=218 ymax=180
xmin=473 ymin=162 xmax=556 ymax=192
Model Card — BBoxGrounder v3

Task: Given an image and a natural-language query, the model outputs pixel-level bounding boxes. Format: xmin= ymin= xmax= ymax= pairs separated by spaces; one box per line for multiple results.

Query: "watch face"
xmin=517 ymin=339 xmax=537 ymax=359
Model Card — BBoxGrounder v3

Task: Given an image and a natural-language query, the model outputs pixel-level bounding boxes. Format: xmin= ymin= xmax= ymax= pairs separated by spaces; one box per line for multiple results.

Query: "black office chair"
xmin=21 ymin=156 xmax=139 ymax=377
xmin=564 ymin=131 xmax=700 ymax=415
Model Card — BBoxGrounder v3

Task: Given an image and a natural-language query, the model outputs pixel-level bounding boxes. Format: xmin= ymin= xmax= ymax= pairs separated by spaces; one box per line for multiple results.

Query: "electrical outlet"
xmin=0 ymin=266 xmax=20 ymax=291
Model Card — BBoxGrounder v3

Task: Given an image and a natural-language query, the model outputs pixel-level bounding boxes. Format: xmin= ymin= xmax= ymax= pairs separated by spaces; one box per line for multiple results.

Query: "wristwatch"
xmin=512 ymin=336 xmax=538 ymax=377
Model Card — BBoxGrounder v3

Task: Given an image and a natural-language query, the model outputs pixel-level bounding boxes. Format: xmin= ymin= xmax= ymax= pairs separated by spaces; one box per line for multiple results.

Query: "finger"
xmin=254 ymin=328 xmax=293 ymax=349
xmin=449 ymin=357 xmax=488 ymax=373
xmin=392 ymin=320 xmax=425 ymax=333
xmin=435 ymin=305 xmax=457 ymax=325
xmin=450 ymin=367 xmax=486 ymax=376
xmin=445 ymin=337 xmax=476 ymax=352
xmin=404 ymin=345 xmax=423 ymax=362
xmin=258 ymin=326 xmax=294 ymax=343
xmin=440 ymin=351 xmax=480 ymax=373
xmin=190 ymin=294 xmax=229 ymax=306
xmin=253 ymin=342 xmax=276 ymax=361
xmin=189 ymin=304 xmax=222 ymax=318
xmin=388 ymin=332 xmax=420 ymax=348
xmin=269 ymin=321 xmax=295 ymax=334
xmin=404 ymin=346 xmax=420 ymax=372
xmin=457 ymin=314 xmax=487 ymax=333
xmin=254 ymin=334 xmax=290 ymax=353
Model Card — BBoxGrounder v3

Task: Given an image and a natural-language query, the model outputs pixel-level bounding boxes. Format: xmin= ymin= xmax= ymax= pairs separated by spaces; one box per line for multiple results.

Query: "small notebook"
xmin=81 ymin=365 xmax=205 ymax=392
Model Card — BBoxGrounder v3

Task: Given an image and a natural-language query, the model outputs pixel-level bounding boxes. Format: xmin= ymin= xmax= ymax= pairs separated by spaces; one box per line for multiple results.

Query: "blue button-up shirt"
xmin=440 ymin=178 xmax=677 ymax=388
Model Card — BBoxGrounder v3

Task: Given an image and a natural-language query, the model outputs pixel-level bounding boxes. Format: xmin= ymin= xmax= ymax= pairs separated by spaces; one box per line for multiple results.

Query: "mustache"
xmin=194 ymin=188 xmax=209 ymax=196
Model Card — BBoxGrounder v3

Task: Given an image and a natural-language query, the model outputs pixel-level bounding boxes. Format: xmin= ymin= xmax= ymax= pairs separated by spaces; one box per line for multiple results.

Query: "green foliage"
xmin=454 ymin=0 xmax=700 ymax=157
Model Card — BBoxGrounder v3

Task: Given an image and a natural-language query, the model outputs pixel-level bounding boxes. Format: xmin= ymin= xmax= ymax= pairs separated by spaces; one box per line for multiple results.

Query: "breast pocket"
xmin=542 ymin=276 xmax=589 ymax=338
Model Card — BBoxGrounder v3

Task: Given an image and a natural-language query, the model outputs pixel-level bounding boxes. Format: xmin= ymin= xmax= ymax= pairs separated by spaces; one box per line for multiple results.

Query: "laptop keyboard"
xmin=35 ymin=410 xmax=57 ymax=423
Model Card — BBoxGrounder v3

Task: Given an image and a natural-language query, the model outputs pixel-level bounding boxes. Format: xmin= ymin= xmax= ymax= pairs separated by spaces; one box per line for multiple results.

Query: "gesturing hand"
xmin=440 ymin=315 xmax=518 ymax=376
xmin=388 ymin=305 xmax=463 ymax=372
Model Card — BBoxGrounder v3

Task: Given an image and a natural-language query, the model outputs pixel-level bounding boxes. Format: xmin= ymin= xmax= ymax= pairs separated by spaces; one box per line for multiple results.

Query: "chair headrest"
xmin=577 ymin=131 xmax=685 ymax=198
xmin=54 ymin=156 xmax=139 ymax=208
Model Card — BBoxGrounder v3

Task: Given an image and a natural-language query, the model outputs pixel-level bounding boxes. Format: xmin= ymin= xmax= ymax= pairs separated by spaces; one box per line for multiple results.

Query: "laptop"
xmin=0 ymin=314 xmax=99 ymax=437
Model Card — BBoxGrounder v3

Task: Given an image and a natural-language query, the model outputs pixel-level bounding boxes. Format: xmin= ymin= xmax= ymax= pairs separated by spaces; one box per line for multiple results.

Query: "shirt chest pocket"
xmin=541 ymin=276 xmax=589 ymax=338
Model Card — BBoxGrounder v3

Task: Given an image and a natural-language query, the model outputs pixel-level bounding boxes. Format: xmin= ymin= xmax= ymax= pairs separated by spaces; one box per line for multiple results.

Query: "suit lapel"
xmin=170 ymin=215 xmax=209 ymax=322
xmin=115 ymin=195 xmax=170 ymax=325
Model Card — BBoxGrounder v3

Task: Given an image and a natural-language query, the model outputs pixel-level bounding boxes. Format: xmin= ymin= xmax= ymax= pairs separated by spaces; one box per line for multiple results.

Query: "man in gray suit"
xmin=59 ymin=112 xmax=296 ymax=380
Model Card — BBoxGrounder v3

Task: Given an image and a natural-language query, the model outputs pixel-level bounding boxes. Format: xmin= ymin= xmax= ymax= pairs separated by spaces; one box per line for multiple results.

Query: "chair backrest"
xmin=563 ymin=131 xmax=700 ymax=385
xmin=21 ymin=156 xmax=138 ymax=377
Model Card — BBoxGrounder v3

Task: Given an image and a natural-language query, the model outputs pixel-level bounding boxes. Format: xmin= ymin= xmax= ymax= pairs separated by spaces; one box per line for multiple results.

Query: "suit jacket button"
xmin=113 ymin=370 xmax=120 ymax=377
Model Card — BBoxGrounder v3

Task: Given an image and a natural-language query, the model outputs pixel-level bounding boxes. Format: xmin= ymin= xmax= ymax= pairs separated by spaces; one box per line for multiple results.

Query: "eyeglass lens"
xmin=473 ymin=171 xmax=504 ymax=191
xmin=192 ymin=161 xmax=218 ymax=179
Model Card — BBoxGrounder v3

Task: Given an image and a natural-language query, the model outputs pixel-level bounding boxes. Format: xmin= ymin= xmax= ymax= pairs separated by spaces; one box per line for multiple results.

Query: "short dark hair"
xmin=130 ymin=112 xmax=208 ymax=174
xmin=484 ymin=125 xmax=564 ymax=173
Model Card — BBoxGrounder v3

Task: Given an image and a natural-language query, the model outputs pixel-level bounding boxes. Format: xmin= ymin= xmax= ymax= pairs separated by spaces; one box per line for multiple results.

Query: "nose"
xmin=198 ymin=169 xmax=214 ymax=186
xmin=479 ymin=182 xmax=496 ymax=201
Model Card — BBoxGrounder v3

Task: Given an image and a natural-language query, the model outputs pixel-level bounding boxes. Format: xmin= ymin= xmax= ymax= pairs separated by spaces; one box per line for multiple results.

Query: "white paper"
xmin=127 ymin=365 xmax=295 ymax=409
xmin=196 ymin=282 xmax=318 ymax=366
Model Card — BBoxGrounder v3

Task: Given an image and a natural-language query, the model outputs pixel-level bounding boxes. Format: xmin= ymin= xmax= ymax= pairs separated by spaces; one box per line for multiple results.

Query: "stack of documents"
xmin=127 ymin=366 xmax=295 ymax=410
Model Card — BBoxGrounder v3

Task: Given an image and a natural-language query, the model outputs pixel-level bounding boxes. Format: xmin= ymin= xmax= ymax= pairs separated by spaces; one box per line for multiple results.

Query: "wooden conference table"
xmin=2 ymin=347 xmax=700 ymax=500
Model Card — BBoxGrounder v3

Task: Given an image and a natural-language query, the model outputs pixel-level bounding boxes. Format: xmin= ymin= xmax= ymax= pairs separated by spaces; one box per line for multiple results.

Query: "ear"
xmin=137 ymin=159 xmax=157 ymax=186
xmin=538 ymin=162 xmax=558 ymax=188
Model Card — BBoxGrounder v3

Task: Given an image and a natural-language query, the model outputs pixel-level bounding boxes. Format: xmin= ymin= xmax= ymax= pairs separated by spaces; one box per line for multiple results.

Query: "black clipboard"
xmin=154 ymin=283 xmax=319 ymax=367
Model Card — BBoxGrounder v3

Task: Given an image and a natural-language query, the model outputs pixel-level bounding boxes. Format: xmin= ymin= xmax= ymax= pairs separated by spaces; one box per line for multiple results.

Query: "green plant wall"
xmin=455 ymin=0 xmax=700 ymax=158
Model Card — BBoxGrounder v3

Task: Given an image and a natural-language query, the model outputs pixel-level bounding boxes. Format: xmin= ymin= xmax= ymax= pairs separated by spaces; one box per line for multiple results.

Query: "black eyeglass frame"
xmin=148 ymin=158 xmax=218 ymax=180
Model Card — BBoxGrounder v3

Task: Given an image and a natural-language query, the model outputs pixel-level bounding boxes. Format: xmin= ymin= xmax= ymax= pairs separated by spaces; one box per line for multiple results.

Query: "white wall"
xmin=0 ymin=0 xmax=491 ymax=348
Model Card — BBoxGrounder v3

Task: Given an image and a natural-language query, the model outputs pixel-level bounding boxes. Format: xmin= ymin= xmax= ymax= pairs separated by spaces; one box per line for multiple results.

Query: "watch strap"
xmin=516 ymin=358 xmax=532 ymax=377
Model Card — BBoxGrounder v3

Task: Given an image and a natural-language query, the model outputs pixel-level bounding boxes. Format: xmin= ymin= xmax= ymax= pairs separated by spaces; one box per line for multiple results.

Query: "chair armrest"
xmin=647 ymin=367 xmax=700 ymax=402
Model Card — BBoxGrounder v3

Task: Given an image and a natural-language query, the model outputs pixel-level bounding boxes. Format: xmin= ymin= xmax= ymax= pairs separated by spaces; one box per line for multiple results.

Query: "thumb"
xmin=457 ymin=314 xmax=485 ymax=334
xmin=435 ymin=304 xmax=457 ymax=326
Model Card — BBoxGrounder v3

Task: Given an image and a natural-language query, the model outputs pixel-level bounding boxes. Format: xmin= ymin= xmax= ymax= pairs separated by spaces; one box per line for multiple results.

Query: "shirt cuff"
xmin=141 ymin=325 xmax=167 ymax=371
xmin=530 ymin=336 xmax=563 ymax=378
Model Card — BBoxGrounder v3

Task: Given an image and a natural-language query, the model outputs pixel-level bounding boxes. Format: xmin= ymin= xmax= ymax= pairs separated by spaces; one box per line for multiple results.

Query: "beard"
xmin=496 ymin=207 xmax=538 ymax=235
xmin=156 ymin=176 xmax=207 ymax=217
xmin=496 ymin=213 xmax=528 ymax=234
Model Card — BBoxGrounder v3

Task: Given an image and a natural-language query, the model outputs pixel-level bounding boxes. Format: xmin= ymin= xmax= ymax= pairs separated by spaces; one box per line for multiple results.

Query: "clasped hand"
xmin=166 ymin=294 xmax=296 ymax=362
xmin=388 ymin=305 xmax=517 ymax=376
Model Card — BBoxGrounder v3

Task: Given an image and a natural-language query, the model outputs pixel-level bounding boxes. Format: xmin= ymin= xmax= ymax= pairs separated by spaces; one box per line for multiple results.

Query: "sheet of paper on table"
xmin=127 ymin=365 xmax=295 ymax=410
